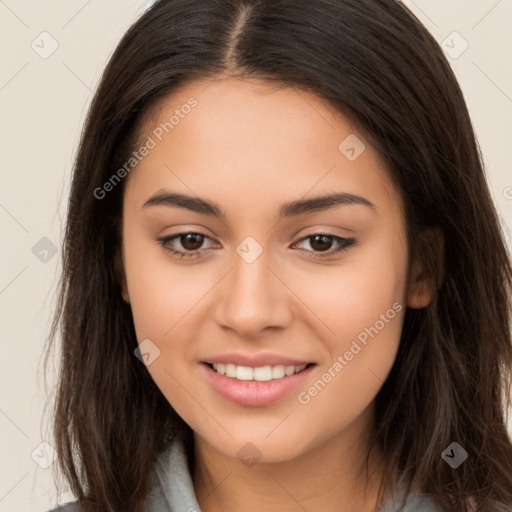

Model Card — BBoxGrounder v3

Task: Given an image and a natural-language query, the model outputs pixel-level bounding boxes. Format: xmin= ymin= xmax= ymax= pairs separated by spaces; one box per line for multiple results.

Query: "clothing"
xmin=47 ymin=435 xmax=440 ymax=512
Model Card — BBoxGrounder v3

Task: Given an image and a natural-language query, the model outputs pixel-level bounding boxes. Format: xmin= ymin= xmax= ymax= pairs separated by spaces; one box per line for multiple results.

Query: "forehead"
xmin=126 ymin=77 xmax=400 ymax=219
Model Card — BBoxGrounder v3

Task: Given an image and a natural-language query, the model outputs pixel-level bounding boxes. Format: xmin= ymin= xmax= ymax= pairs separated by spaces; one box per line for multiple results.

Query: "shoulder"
xmin=380 ymin=492 xmax=441 ymax=511
xmin=45 ymin=502 xmax=79 ymax=512
xmin=43 ymin=436 xmax=197 ymax=512
xmin=402 ymin=494 xmax=442 ymax=511
xmin=379 ymin=476 xmax=443 ymax=512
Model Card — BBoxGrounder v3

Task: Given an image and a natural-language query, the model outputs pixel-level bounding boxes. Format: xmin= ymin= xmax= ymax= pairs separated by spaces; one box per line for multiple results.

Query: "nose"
xmin=213 ymin=249 xmax=293 ymax=339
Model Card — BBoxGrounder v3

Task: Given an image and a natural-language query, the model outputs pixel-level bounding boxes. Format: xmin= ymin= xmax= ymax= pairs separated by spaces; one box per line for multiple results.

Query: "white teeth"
xmin=236 ymin=366 xmax=253 ymax=380
xmin=211 ymin=363 xmax=308 ymax=381
xmin=253 ymin=366 xmax=272 ymax=381
xmin=225 ymin=363 xmax=236 ymax=378
xmin=271 ymin=365 xmax=285 ymax=379
xmin=285 ymin=365 xmax=295 ymax=376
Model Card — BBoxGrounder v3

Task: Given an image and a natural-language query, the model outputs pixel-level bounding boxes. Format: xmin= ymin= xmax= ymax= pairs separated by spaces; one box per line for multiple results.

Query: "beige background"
xmin=0 ymin=1 xmax=511 ymax=510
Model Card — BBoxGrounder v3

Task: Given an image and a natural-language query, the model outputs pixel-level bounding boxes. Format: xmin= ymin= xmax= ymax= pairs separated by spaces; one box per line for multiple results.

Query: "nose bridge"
xmin=214 ymin=240 xmax=292 ymax=336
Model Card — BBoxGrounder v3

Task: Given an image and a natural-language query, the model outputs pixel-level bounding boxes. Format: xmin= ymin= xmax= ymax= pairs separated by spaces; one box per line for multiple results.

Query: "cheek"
xmin=122 ymin=232 xmax=207 ymax=417
xmin=291 ymin=231 xmax=407 ymax=407
xmin=293 ymin=232 xmax=408 ymax=348
xmin=122 ymin=229 xmax=208 ymax=341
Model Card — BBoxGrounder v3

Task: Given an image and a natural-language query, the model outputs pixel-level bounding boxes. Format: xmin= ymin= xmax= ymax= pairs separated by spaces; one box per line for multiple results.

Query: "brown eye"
xmin=179 ymin=233 xmax=205 ymax=251
xmin=293 ymin=233 xmax=356 ymax=257
xmin=156 ymin=232 xmax=216 ymax=259
xmin=309 ymin=234 xmax=334 ymax=252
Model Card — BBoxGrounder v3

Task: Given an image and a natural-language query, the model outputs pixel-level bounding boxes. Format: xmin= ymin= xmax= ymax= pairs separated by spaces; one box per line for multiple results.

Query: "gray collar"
xmin=144 ymin=435 xmax=439 ymax=512
xmin=144 ymin=434 xmax=202 ymax=512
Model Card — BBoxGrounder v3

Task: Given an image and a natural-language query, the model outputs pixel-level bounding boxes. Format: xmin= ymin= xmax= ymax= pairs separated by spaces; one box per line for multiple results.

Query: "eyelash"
xmin=155 ymin=232 xmax=356 ymax=260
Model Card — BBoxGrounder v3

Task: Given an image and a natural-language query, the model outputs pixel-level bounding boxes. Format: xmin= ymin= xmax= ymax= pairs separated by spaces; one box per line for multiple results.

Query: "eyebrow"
xmin=142 ymin=190 xmax=376 ymax=218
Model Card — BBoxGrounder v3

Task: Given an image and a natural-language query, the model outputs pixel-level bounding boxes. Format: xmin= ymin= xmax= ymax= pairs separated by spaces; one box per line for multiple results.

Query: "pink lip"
xmin=201 ymin=362 xmax=316 ymax=407
xmin=202 ymin=352 xmax=314 ymax=367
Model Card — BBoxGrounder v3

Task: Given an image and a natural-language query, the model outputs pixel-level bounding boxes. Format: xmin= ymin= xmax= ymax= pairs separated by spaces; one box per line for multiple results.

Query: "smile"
xmin=209 ymin=362 xmax=310 ymax=381
xmin=201 ymin=362 xmax=316 ymax=407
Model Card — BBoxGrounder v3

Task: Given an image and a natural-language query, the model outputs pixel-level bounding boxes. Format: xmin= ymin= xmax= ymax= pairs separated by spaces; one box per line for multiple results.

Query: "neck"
xmin=192 ymin=406 xmax=386 ymax=512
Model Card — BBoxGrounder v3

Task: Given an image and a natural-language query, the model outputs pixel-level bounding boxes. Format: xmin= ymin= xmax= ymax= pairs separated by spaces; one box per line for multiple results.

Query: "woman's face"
xmin=118 ymin=76 xmax=428 ymax=462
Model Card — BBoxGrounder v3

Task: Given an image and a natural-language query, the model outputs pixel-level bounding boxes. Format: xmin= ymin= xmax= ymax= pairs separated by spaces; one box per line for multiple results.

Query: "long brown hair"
xmin=43 ymin=0 xmax=512 ymax=510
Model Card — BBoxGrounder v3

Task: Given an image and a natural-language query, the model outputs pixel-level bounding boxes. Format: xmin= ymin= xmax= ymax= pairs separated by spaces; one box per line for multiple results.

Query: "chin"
xmin=197 ymin=429 xmax=314 ymax=465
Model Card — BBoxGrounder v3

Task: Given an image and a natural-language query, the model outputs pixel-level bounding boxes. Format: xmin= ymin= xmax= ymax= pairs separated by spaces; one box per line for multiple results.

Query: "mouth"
xmin=203 ymin=362 xmax=316 ymax=381
xmin=200 ymin=361 xmax=317 ymax=407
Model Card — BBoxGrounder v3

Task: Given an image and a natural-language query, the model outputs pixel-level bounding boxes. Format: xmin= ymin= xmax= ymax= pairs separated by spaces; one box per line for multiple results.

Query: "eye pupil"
xmin=181 ymin=233 xmax=204 ymax=251
xmin=310 ymin=235 xmax=332 ymax=252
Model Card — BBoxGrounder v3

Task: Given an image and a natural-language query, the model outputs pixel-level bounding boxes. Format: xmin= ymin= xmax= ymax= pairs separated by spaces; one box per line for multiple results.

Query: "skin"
xmin=116 ymin=76 xmax=434 ymax=512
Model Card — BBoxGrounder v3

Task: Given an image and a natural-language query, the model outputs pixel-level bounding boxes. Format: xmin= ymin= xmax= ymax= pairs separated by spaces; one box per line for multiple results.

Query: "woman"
xmin=44 ymin=0 xmax=512 ymax=510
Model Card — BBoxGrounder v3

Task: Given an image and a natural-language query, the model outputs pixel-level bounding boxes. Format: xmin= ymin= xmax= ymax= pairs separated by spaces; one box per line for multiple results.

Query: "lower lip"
xmin=201 ymin=363 xmax=315 ymax=407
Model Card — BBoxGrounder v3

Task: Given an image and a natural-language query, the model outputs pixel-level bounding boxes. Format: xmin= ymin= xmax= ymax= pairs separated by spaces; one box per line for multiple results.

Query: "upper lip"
xmin=202 ymin=352 xmax=315 ymax=367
